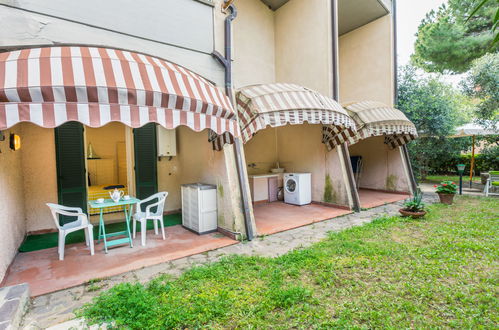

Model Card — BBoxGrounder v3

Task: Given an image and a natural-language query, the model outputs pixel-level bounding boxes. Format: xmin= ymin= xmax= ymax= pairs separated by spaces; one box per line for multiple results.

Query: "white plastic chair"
xmin=46 ymin=203 xmax=95 ymax=260
xmin=484 ymin=171 xmax=499 ymax=197
xmin=132 ymin=192 xmax=168 ymax=246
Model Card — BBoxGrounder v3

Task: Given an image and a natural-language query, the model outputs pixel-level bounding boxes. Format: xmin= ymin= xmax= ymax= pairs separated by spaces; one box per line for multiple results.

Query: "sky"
xmin=396 ymin=0 xmax=446 ymax=66
xmin=396 ymin=0 xmax=465 ymax=86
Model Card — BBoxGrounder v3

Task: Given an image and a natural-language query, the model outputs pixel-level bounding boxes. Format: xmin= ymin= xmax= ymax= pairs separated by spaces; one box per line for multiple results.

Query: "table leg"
xmin=99 ymin=208 xmax=108 ymax=253
xmin=124 ymin=204 xmax=134 ymax=248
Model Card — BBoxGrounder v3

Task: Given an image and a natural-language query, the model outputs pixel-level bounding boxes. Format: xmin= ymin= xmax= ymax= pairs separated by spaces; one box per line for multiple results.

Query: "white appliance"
xmin=157 ymin=125 xmax=177 ymax=157
xmin=284 ymin=173 xmax=312 ymax=205
xmin=181 ymin=183 xmax=217 ymax=234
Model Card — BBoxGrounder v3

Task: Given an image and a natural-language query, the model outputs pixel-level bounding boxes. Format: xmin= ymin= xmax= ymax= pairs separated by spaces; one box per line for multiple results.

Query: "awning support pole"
xmin=213 ymin=3 xmax=254 ymax=241
xmin=331 ymin=0 xmax=360 ymax=212
xmin=392 ymin=0 xmax=418 ymax=194
xmin=469 ymin=135 xmax=475 ymax=188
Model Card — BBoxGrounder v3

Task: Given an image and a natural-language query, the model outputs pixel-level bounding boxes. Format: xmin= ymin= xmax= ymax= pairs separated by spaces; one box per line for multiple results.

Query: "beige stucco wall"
xmin=244 ymin=124 xmax=350 ymax=207
xmin=274 ymin=0 xmax=332 ymax=96
xmin=0 ymin=125 xmax=27 ymax=280
xmin=348 ymin=136 xmax=410 ymax=193
xmin=21 ymin=124 xmax=59 ymax=232
xmin=155 ymin=127 xmax=248 ymax=235
xmin=232 ymin=0 xmax=276 ymax=88
xmin=339 ymin=15 xmax=394 ymax=106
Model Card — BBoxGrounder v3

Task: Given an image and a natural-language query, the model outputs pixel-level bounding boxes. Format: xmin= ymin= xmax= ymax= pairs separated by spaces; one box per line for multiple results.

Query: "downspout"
xmin=213 ymin=3 xmax=254 ymax=240
xmin=392 ymin=0 xmax=418 ymax=194
xmin=331 ymin=0 xmax=361 ymax=212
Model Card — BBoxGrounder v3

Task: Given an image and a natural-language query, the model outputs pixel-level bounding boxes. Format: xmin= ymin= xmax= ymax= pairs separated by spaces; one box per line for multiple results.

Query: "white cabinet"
xmin=181 ymin=183 xmax=217 ymax=234
xmin=157 ymin=126 xmax=176 ymax=157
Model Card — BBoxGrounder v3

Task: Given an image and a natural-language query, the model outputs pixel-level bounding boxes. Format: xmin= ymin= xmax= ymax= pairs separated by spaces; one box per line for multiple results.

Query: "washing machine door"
xmin=285 ymin=177 xmax=297 ymax=194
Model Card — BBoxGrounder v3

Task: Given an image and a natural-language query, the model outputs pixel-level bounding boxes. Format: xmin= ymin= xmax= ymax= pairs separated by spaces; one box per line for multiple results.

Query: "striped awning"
xmin=323 ymin=101 xmax=417 ymax=150
xmin=231 ymin=83 xmax=356 ymax=145
xmin=0 ymin=46 xmax=238 ymax=144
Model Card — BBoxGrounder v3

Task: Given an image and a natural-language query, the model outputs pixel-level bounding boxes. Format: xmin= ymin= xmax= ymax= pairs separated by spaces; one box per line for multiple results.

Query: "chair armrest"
xmin=58 ymin=206 xmax=84 ymax=213
xmin=56 ymin=209 xmax=86 ymax=218
xmin=145 ymin=199 xmax=165 ymax=217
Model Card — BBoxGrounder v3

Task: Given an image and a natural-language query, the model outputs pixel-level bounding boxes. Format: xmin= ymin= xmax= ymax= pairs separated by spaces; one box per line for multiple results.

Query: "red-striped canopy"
xmin=0 ymin=46 xmax=238 ymax=139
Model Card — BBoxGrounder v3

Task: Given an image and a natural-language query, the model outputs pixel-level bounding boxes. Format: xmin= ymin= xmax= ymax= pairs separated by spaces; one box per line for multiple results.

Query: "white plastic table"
xmin=88 ymin=198 xmax=140 ymax=253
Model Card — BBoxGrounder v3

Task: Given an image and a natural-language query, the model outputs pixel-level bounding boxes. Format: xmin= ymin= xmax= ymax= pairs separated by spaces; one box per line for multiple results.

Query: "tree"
xmin=397 ymin=66 xmax=471 ymax=178
xmin=466 ymin=0 xmax=499 ymax=45
xmin=461 ymin=52 xmax=499 ymax=127
xmin=412 ymin=0 xmax=497 ymax=74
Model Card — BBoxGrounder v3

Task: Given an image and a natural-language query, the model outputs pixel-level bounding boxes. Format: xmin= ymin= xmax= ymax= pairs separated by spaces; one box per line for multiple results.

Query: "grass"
xmin=79 ymin=196 xmax=499 ymax=329
xmin=423 ymin=174 xmax=480 ymax=183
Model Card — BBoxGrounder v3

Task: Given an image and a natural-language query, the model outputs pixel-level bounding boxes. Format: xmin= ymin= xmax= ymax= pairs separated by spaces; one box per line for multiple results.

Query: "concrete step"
xmin=0 ymin=283 xmax=30 ymax=329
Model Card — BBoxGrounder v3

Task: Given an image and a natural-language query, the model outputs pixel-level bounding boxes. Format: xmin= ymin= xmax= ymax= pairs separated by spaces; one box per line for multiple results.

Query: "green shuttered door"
xmin=134 ymin=123 xmax=158 ymax=200
xmin=55 ymin=122 xmax=87 ymax=225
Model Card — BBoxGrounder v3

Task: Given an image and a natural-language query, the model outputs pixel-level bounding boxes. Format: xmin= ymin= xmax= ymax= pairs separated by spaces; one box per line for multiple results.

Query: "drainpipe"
xmin=213 ymin=3 xmax=254 ymax=241
xmin=392 ymin=0 xmax=418 ymax=194
xmin=331 ymin=0 xmax=361 ymax=212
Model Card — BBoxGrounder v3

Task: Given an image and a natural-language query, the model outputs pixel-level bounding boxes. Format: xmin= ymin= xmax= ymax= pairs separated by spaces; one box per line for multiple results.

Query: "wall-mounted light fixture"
xmin=10 ymin=133 xmax=21 ymax=151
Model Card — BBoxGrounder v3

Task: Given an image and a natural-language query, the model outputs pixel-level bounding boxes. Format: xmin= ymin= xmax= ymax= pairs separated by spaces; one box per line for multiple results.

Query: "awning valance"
xmin=235 ymin=83 xmax=356 ymax=144
xmin=323 ymin=101 xmax=418 ymax=150
xmin=0 ymin=46 xmax=238 ymax=141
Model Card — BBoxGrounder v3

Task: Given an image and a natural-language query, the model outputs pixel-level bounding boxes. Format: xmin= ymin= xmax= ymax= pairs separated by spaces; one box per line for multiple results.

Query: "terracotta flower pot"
xmin=399 ymin=209 xmax=427 ymax=218
xmin=438 ymin=193 xmax=455 ymax=205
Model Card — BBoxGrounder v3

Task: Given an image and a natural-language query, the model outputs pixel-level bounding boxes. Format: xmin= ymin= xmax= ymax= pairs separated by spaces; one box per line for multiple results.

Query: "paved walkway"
xmin=22 ymin=193 xmax=438 ymax=329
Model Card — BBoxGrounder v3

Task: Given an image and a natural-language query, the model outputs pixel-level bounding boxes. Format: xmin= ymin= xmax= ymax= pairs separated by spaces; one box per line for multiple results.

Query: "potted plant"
xmin=434 ymin=181 xmax=457 ymax=204
xmin=399 ymin=189 xmax=426 ymax=218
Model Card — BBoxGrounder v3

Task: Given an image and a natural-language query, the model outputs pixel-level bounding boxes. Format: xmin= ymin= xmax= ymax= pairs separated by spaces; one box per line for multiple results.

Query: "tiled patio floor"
xmin=3 ymin=225 xmax=237 ymax=297
xmin=254 ymin=202 xmax=352 ymax=235
xmin=358 ymin=189 xmax=410 ymax=208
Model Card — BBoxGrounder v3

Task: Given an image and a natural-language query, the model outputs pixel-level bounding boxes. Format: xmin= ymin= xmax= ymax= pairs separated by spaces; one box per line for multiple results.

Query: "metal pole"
xmin=469 ymin=135 xmax=475 ymax=188
xmin=213 ymin=3 xmax=254 ymax=240
xmin=331 ymin=0 xmax=360 ymax=212
xmin=459 ymin=173 xmax=463 ymax=195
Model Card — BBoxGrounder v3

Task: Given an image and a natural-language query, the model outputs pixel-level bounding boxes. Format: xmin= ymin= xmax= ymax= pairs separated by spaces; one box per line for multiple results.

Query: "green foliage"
xmin=397 ymin=66 xmax=469 ymax=136
xmin=80 ymin=197 xmax=499 ymax=329
xmin=415 ymin=144 xmax=499 ymax=177
xmin=397 ymin=65 xmax=475 ymax=179
xmin=434 ymin=180 xmax=458 ymax=194
xmin=402 ymin=189 xmax=425 ymax=212
xmin=412 ymin=0 xmax=498 ymax=73
xmin=461 ymin=53 xmax=499 ymax=126
xmin=466 ymin=0 xmax=499 ymax=45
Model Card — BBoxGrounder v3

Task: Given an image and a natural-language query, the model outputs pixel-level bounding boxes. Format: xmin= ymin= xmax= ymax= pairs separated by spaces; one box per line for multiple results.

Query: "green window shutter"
xmin=54 ymin=122 xmax=87 ymax=225
xmin=134 ymin=123 xmax=158 ymax=202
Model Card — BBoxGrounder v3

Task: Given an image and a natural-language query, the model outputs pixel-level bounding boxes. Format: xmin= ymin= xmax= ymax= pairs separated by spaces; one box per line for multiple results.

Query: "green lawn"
xmin=80 ymin=196 xmax=499 ymax=329
xmin=423 ymin=174 xmax=481 ymax=183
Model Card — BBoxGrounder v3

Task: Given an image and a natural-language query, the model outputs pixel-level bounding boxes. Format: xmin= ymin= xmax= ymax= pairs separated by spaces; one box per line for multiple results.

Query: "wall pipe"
xmin=331 ymin=0 xmax=361 ymax=212
xmin=392 ymin=0 xmax=418 ymax=194
xmin=213 ymin=3 xmax=254 ymax=241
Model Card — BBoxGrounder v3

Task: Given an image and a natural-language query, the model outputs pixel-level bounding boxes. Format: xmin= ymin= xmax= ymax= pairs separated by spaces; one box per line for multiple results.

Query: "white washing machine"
xmin=284 ymin=173 xmax=312 ymax=205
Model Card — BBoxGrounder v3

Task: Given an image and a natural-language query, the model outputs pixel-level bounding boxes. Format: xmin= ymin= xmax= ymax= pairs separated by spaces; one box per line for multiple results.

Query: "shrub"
xmin=434 ymin=181 xmax=458 ymax=194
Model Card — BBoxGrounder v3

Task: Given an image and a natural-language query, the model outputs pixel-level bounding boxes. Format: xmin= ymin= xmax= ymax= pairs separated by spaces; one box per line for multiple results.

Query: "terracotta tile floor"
xmin=358 ymin=189 xmax=410 ymax=209
xmin=3 ymin=225 xmax=237 ymax=297
xmin=254 ymin=202 xmax=352 ymax=235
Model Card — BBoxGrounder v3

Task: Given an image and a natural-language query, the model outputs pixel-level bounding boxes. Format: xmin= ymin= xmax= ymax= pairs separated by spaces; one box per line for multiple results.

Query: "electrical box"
xmin=181 ymin=183 xmax=218 ymax=234
xmin=157 ymin=126 xmax=176 ymax=157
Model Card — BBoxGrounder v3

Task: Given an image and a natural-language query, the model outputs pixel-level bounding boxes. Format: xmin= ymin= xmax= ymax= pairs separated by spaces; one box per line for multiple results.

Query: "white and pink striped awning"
xmin=234 ymin=83 xmax=356 ymax=144
xmin=0 ymin=46 xmax=238 ymax=142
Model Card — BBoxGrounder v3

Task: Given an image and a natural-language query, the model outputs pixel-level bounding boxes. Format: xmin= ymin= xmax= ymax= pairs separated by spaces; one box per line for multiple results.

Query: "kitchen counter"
xmin=248 ymin=173 xmax=281 ymax=179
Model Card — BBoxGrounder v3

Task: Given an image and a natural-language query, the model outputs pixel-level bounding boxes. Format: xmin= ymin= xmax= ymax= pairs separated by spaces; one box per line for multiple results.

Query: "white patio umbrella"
xmin=450 ymin=122 xmax=499 ymax=187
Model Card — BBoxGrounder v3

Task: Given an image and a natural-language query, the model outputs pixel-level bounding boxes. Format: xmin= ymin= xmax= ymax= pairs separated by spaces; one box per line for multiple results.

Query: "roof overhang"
xmin=260 ymin=0 xmax=390 ymax=35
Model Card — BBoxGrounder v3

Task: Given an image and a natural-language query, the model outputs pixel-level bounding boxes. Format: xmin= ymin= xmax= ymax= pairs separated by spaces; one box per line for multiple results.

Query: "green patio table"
xmin=88 ymin=197 xmax=140 ymax=253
